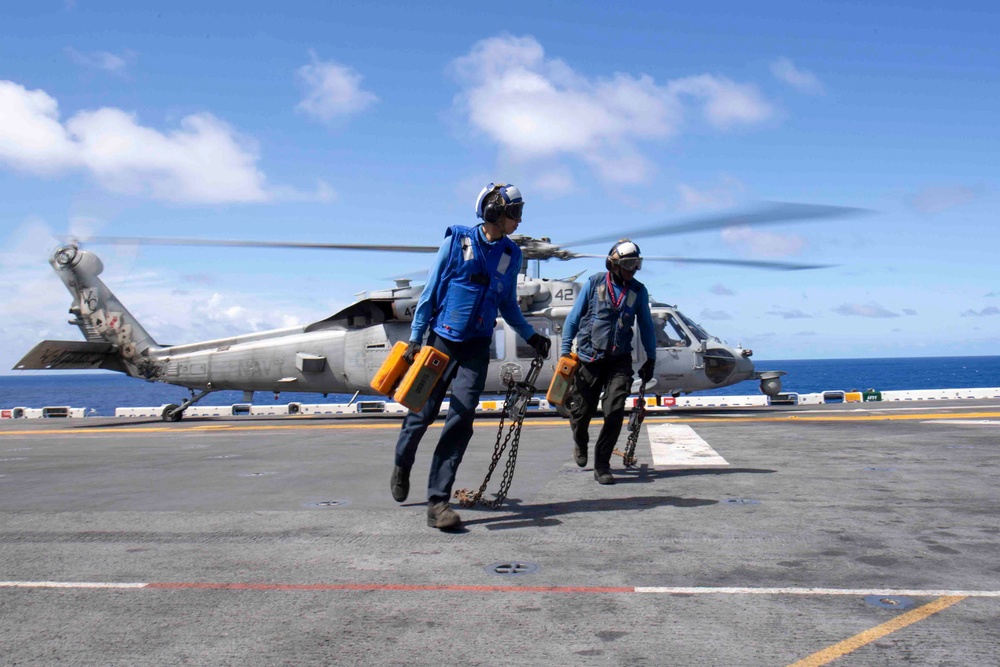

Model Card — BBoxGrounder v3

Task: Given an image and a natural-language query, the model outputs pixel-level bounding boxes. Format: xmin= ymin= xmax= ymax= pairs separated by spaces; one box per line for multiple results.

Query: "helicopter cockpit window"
xmin=490 ymin=326 xmax=505 ymax=360
xmin=655 ymin=314 xmax=691 ymax=348
xmin=516 ymin=317 xmax=552 ymax=359
xmin=675 ymin=310 xmax=711 ymax=343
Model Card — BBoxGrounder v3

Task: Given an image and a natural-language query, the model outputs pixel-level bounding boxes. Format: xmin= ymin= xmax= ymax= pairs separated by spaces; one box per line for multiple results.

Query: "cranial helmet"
xmin=476 ymin=183 xmax=524 ymax=224
xmin=606 ymin=238 xmax=643 ymax=273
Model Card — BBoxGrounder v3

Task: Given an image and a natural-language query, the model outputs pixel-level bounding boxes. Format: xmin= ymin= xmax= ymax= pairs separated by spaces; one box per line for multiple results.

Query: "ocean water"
xmin=2 ymin=356 xmax=999 ymax=417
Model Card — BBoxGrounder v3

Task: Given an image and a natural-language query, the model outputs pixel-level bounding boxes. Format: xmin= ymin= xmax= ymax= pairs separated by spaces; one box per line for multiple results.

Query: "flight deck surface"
xmin=1 ymin=399 xmax=998 ymax=665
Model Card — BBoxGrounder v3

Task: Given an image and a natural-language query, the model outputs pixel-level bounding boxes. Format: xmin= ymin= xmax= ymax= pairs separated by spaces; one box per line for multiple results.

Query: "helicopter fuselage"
xmin=16 ymin=245 xmax=784 ymax=402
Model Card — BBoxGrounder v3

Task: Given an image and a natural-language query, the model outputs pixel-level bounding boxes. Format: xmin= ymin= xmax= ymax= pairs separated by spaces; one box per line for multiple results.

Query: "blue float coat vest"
xmin=432 ymin=225 xmax=520 ymax=342
xmin=575 ymin=272 xmax=642 ymax=361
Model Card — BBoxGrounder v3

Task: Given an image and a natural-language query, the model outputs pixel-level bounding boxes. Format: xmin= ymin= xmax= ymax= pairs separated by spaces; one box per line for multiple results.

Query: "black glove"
xmin=638 ymin=359 xmax=655 ymax=383
xmin=403 ymin=340 xmax=422 ymax=363
xmin=527 ymin=333 xmax=551 ymax=358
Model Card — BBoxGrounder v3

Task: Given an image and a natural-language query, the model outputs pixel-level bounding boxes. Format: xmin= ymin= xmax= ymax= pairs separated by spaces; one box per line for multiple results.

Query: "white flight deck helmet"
xmin=475 ymin=183 xmax=524 ymax=224
xmin=606 ymin=238 xmax=643 ymax=275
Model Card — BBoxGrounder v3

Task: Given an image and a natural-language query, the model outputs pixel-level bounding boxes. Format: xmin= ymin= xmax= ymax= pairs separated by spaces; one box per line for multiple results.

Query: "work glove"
xmin=527 ymin=333 xmax=551 ymax=358
xmin=403 ymin=340 xmax=422 ymax=364
xmin=638 ymin=359 xmax=655 ymax=383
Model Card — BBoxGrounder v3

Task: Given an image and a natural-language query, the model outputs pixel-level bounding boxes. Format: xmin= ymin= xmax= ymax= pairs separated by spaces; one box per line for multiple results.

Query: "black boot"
xmin=390 ymin=466 xmax=410 ymax=502
xmin=573 ymin=441 xmax=588 ymax=468
xmin=594 ymin=469 xmax=616 ymax=485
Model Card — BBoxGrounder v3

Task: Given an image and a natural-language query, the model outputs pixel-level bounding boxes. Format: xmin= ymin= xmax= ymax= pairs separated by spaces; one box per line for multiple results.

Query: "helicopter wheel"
xmin=162 ymin=404 xmax=183 ymax=422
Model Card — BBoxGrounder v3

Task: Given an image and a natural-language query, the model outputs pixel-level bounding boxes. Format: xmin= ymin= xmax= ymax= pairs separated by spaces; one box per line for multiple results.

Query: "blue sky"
xmin=1 ymin=1 xmax=998 ymax=373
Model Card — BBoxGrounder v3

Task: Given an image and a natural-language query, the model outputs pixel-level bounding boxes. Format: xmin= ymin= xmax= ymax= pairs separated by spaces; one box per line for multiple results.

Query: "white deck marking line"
xmin=634 ymin=587 xmax=1000 ymax=597
xmin=2 ymin=581 xmax=1000 ymax=597
xmin=921 ymin=419 xmax=1000 ymax=425
xmin=0 ymin=581 xmax=148 ymax=588
xmin=647 ymin=423 xmax=729 ymax=468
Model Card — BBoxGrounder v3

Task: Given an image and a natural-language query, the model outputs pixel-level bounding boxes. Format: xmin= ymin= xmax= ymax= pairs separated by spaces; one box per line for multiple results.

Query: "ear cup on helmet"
xmin=482 ymin=195 xmax=503 ymax=224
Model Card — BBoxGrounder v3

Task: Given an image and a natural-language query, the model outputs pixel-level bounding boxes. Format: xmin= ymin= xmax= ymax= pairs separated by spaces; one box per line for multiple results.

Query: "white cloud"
xmin=770 ymin=57 xmax=824 ymax=95
xmin=960 ymin=306 xmax=1000 ymax=317
xmin=296 ymin=51 xmax=378 ymax=122
xmin=66 ymin=47 xmax=130 ymax=74
xmin=0 ymin=80 xmax=327 ymax=204
xmin=666 ymin=74 xmax=774 ymax=127
xmin=451 ymin=35 xmax=773 ymax=185
xmin=767 ymin=308 xmax=812 ymax=319
xmin=533 ymin=168 xmax=577 ymax=197
xmin=910 ymin=184 xmax=981 ymax=214
xmin=677 ymin=175 xmax=746 ymax=210
xmin=700 ymin=309 xmax=732 ymax=320
xmin=834 ymin=303 xmax=901 ymax=318
xmin=720 ymin=226 xmax=806 ymax=258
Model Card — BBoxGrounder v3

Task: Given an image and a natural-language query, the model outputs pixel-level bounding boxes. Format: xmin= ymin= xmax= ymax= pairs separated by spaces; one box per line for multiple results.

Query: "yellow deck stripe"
xmin=3 ymin=410 xmax=1000 ymax=437
xmin=786 ymin=595 xmax=966 ymax=667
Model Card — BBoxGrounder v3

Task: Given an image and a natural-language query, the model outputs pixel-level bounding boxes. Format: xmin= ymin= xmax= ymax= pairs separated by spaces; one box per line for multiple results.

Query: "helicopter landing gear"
xmin=161 ymin=389 xmax=216 ymax=422
xmin=162 ymin=404 xmax=182 ymax=422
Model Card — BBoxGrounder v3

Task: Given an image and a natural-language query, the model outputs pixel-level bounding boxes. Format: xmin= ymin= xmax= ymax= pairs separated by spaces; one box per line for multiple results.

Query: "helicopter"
xmin=13 ymin=202 xmax=864 ymax=421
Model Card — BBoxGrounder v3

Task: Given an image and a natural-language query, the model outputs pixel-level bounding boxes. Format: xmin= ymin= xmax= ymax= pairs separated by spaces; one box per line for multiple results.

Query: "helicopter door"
xmin=652 ymin=312 xmax=698 ymax=385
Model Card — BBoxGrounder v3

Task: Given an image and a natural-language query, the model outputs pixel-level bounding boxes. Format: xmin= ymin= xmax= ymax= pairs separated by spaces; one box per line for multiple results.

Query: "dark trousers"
xmin=394 ymin=333 xmax=490 ymax=503
xmin=569 ymin=354 xmax=634 ymax=471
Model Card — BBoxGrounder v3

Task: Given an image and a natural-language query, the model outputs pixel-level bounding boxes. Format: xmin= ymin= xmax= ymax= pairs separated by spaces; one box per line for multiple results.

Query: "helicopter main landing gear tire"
xmin=162 ymin=404 xmax=183 ymax=422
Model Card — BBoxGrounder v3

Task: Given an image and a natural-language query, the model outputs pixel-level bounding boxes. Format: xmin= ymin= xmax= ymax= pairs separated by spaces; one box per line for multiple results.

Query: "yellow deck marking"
xmin=786 ymin=595 xmax=967 ymax=667
xmin=3 ymin=410 xmax=1000 ymax=437
xmin=647 ymin=410 xmax=1000 ymax=424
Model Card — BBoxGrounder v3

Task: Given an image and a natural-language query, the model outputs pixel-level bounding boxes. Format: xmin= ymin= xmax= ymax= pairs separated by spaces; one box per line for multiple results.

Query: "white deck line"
xmin=634 ymin=586 xmax=1000 ymax=597
xmin=647 ymin=423 xmax=729 ymax=468
xmin=0 ymin=581 xmax=148 ymax=588
xmin=2 ymin=581 xmax=999 ymax=597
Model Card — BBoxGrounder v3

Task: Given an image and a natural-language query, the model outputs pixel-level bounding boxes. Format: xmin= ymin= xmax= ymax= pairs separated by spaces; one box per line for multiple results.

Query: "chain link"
xmin=455 ymin=355 xmax=543 ymax=509
xmin=614 ymin=381 xmax=647 ymax=468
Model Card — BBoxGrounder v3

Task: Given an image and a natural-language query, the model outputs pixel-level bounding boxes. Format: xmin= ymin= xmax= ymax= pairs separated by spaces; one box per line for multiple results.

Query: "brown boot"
xmin=427 ymin=501 xmax=462 ymax=530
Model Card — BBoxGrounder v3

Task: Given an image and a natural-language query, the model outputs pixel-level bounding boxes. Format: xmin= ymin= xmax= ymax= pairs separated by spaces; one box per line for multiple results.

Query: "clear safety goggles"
xmin=504 ymin=202 xmax=523 ymax=222
xmin=615 ymin=256 xmax=642 ymax=271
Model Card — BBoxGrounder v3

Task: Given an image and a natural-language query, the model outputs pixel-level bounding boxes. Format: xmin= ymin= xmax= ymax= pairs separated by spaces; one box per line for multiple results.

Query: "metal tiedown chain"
xmin=455 ymin=355 xmax=544 ymax=509
xmin=614 ymin=380 xmax=647 ymax=468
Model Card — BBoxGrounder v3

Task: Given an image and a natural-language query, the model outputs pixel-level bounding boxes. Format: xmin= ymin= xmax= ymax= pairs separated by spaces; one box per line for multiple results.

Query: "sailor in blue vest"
xmin=561 ymin=239 xmax=657 ymax=485
xmin=390 ymin=183 xmax=551 ymax=530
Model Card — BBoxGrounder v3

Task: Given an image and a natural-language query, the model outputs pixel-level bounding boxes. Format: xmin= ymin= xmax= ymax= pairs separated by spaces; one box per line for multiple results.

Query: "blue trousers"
xmin=394 ymin=333 xmax=491 ymax=503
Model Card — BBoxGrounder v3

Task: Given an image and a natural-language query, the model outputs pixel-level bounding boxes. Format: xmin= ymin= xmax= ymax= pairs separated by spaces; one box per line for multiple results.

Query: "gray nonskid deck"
xmin=1 ymin=400 xmax=998 ymax=666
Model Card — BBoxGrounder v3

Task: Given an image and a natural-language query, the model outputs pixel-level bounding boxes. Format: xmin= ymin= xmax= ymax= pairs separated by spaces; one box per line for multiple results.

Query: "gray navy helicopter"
xmin=14 ymin=202 xmax=863 ymax=420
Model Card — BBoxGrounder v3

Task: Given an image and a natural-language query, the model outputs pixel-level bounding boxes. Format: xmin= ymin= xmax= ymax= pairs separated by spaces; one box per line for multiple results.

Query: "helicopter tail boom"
xmin=38 ymin=244 xmax=162 ymax=379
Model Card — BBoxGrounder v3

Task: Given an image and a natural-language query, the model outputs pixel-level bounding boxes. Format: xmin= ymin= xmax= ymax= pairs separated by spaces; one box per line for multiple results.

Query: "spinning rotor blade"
xmin=571 ymin=253 xmax=833 ymax=271
xmin=79 ymin=236 xmax=440 ymax=254
xmin=563 ymin=201 xmax=869 ymax=248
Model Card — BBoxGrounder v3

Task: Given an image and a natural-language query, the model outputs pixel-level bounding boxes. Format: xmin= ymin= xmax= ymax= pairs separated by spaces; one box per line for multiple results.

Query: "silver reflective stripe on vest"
xmin=461 ymin=236 xmax=474 ymax=261
xmin=497 ymin=250 xmax=512 ymax=275
xmin=626 ymin=289 xmax=637 ymax=308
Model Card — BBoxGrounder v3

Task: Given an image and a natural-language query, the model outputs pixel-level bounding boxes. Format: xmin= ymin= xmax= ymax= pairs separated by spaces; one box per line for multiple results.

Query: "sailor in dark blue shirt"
xmin=561 ymin=239 xmax=657 ymax=485
xmin=391 ymin=183 xmax=550 ymax=530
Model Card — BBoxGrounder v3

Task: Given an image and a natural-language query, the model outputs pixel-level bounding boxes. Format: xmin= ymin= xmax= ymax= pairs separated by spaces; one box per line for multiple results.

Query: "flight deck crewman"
xmin=561 ymin=239 xmax=657 ymax=485
xmin=390 ymin=183 xmax=551 ymax=530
